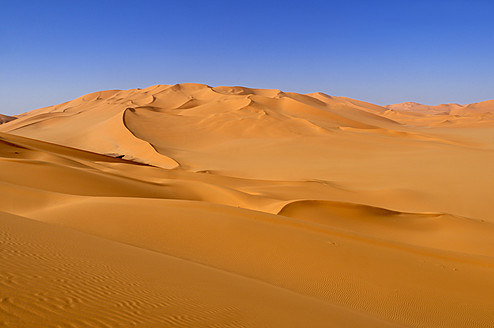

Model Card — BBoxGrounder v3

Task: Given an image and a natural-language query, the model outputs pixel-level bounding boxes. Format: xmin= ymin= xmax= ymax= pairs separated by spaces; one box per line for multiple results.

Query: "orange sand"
xmin=1 ymin=84 xmax=494 ymax=327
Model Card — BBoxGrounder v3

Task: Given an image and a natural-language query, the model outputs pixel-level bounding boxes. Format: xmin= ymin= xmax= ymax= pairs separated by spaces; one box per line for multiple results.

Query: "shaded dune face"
xmin=0 ymin=114 xmax=16 ymax=124
xmin=1 ymin=85 xmax=494 ymax=328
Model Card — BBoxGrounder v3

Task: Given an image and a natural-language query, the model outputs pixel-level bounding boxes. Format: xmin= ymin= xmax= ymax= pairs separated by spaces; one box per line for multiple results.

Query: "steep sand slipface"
xmin=1 ymin=85 xmax=494 ymax=327
xmin=0 ymin=89 xmax=178 ymax=169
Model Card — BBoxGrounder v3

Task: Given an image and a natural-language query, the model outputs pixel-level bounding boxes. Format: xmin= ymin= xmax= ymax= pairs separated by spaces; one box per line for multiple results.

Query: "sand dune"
xmin=1 ymin=85 xmax=494 ymax=327
xmin=385 ymin=101 xmax=465 ymax=114
xmin=457 ymin=99 xmax=494 ymax=114
xmin=0 ymin=114 xmax=16 ymax=124
xmin=384 ymin=100 xmax=494 ymax=127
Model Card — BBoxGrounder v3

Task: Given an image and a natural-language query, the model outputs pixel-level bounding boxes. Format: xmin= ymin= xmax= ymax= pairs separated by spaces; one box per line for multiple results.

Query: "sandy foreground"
xmin=1 ymin=83 xmax=494 ymax=327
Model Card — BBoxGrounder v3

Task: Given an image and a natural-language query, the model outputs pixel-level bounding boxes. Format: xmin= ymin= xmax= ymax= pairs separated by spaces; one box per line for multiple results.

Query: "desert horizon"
xmin=4 ymin=84 xmax=494 ymax=118
xmin=1 ymin=83 xmax=494 ymax=327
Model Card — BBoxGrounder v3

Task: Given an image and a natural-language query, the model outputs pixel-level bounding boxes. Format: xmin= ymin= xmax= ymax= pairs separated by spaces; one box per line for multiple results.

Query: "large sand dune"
xmin=1 ymin=84 xmax=494 ymax=327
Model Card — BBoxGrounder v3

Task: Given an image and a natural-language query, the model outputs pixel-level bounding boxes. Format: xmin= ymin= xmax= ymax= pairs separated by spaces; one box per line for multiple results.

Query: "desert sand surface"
xmin=1 ymin=83 xmax=494 ymax=327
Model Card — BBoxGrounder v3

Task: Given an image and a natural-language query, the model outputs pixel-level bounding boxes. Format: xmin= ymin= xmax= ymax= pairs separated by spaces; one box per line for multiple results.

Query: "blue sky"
xmin=1 ymin=0 xmax=493 ymax=115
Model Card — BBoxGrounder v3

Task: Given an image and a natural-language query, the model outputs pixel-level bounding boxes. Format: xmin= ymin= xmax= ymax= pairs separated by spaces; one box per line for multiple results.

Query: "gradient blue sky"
xmin=1 ymin=0 xmax=493 ymax=115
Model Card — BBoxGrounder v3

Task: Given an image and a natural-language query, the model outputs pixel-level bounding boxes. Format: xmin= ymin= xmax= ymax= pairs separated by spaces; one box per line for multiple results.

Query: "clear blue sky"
xmin=1 ymin=0 xmax=493 ymax=115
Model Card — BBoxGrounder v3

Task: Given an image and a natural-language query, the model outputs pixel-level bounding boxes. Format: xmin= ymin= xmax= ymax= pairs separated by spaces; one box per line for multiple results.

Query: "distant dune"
xmin=385 ymin=101 xmax=465 ymax=114
xmin=0 ymin=113 xmax=16 ymax=124
xmin=1 ymin=84 xmax=494 ymax=327
xmin=461 ymin=99 xmax=494 ymax=114
xmin=385 ymin=100 xmax=494 ymax=115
